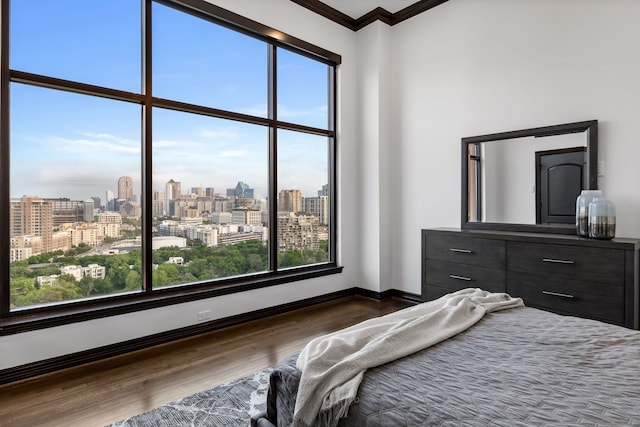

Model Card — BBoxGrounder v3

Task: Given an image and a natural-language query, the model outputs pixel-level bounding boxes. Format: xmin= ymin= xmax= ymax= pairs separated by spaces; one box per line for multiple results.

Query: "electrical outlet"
xmin=197 ymin=310 xmax=212 ymax=322
xmin=597 ymin=161 xmax=605 ymax=177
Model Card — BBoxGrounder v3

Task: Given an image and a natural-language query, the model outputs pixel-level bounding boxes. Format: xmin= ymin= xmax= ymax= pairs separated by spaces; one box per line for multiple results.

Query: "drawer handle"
xmin=542 ymin=258 xmax=575 ymax=265
xmin=450 ymin=248 xmax=472 ymax=254
xmin=449 ymin=274 xmax=472 ymax=281
xmin=542 ymin=290 xmax=575 ymax=299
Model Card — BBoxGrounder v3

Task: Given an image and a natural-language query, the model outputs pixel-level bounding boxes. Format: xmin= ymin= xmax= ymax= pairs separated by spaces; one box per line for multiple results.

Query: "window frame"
xmin=0 ymin=0 xmax=342 ymax=335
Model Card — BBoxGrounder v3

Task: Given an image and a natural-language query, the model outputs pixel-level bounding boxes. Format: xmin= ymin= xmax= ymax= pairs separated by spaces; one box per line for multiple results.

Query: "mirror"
xmin=461 ymin=120 xmax=598 ymax=234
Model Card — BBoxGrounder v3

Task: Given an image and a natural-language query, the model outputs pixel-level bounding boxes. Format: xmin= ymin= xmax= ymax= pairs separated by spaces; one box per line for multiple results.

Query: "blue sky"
xmin=9 ymin=0 xmax=330 ymax=202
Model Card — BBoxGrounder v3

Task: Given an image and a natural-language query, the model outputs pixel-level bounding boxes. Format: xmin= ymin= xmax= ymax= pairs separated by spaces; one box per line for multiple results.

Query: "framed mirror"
xmin=461 ymin=120 xmax=598 ymax=234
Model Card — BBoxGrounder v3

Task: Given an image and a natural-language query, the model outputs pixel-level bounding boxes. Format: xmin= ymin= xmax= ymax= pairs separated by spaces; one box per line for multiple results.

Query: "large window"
xmin=0 ymin=0 xmax=340 ymax=327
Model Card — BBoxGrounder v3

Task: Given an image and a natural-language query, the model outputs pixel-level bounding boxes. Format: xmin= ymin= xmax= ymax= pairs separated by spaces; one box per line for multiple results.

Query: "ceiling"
xmin=319 ymin=0 xmax=421 ymax=19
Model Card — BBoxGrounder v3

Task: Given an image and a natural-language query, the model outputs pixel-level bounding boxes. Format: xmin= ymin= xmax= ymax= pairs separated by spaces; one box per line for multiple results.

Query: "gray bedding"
xmin=264 ymin=306 xmax=640 ymax=426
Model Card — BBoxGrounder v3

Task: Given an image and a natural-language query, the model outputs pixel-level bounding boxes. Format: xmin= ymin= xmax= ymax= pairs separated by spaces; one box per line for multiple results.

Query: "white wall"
xmin=0 ymin=0 xmax=361 ymax=370
xmin=354 ymin=22 xmax=394 ymax=293
xmin=390 ymin=0 xmax=640 ymax=294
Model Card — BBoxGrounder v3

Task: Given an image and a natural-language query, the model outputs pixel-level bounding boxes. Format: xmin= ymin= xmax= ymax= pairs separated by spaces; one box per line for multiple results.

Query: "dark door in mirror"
xmin=536 ymin=147 xmax=586 ymax=224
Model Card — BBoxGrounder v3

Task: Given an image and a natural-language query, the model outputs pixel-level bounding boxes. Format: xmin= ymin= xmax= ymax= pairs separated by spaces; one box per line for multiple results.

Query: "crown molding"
xmin=291 ymin=0 xmax=450 ymax=31
xmin=290 ymin=0 xmax=357 ymax=30
xmin=354 ymin=7 xmax=393 ymax=31
xmin=393 ymin=0 xmax=450 ymax=25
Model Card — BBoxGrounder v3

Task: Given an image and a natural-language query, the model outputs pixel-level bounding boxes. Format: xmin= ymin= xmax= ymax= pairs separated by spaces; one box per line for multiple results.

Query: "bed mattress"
xmin=263 ymin=306 xmax=640 ymax=426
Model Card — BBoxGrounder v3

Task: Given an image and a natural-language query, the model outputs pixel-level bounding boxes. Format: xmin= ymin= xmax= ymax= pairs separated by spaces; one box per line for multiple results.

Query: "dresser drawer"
xmin=507 ymin=242 xmax=624 ymax=284
xmin=425 ymin=260 xmax=505 ymax=293
xmin=508 ymin=271 xmax=625 ymax=325
xmin=425 ymin=234 xmax=505 ymax=269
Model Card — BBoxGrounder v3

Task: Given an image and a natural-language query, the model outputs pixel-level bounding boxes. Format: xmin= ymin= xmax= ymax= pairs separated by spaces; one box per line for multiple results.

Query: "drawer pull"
xmin=542 ymin=290 xmax=575 ymax=299
xmin=449 ymin=274 xmax=472 ymax=281
xmin=542 ymin=258 xmax=575 ymax=265
xmin=450 ymin=248 xmax=472 ymax=254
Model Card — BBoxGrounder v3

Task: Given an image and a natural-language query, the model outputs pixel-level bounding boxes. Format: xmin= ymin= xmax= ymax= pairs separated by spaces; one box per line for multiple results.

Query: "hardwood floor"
xmin=0 ymin=296 xmax=413 ymax=427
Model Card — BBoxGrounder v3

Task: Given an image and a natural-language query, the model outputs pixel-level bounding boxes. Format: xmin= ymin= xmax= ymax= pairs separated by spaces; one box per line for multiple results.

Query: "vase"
xmin=576 ymin=190 xmax=602 ymax=237
xmin=588 ymin=197 xmax=616 ymax=239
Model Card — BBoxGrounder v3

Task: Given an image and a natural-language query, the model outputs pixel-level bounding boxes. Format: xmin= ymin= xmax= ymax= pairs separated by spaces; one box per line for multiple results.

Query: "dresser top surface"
xmin=423 ymin=228 xmax=640 ymax=250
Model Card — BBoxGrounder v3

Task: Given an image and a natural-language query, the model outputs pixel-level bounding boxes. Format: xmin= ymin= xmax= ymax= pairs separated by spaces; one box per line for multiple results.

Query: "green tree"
xmin=246 ymin=254 xmax=264 ymax=273
xmin=124 ymin=270 xmax=142 ymax=291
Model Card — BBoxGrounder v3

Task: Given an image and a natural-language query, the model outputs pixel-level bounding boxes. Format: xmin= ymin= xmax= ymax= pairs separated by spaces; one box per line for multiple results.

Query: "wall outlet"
xmin=597 ymin=161 xmax=605 ymax=177
xmin=197 ymin=310 xmax=212 ymax=322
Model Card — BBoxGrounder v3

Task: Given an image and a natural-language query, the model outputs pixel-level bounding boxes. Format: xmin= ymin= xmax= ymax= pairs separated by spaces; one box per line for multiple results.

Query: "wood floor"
xmin=0 ymin=296 xmax=413 ymax=427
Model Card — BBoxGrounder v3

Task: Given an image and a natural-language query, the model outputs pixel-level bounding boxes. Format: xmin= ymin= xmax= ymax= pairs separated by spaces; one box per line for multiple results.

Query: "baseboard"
xmin=354 ymin=287 xmax=422 ymax=303
xmin=0 ymin=286 xmax=419 ymax=385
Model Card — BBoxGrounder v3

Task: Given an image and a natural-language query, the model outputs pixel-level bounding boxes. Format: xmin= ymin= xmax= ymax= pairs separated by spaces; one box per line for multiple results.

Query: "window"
xmin=1 ymin=0 xmax=340 ymax=327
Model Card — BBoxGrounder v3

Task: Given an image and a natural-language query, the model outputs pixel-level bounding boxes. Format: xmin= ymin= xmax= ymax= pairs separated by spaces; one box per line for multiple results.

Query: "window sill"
xmin=0 ymin=264 xmax=343 ymax=336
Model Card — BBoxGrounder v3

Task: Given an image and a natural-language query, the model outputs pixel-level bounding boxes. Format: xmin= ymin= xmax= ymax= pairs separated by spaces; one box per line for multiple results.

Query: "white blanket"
xmin=292 ymin=288 xmax=524 ymax=427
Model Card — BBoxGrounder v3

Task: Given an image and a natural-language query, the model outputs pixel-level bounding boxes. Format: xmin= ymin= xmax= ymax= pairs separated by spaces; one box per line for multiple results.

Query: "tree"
xmin=124 ymin=270 xmax=142 ymax=291
xmin=246 ymin=254 xmax=264 ymax=273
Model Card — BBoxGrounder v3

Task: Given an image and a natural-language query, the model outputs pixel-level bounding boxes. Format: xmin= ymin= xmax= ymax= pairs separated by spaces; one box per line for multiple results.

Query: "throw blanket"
xmin=292 ymin=288 xmax=524 ymax=427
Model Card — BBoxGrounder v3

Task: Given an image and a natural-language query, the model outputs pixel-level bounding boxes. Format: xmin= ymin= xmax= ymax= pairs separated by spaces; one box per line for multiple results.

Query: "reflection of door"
xmin=536 ymin=147 xmax=586 ymax=224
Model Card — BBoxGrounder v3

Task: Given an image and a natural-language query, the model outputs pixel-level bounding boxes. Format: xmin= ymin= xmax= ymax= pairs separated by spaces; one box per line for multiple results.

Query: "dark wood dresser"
xmin=422 ymin=228 xmax=640 ymax=329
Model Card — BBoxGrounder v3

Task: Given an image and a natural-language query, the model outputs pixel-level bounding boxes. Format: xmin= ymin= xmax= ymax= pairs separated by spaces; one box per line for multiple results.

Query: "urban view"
xmin=9 ymin=177 xmax=330 ymax=309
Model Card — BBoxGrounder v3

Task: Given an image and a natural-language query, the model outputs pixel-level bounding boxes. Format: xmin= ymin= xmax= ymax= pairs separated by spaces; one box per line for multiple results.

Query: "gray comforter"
xmin=265 ymin=306 xmax=640 ymax=426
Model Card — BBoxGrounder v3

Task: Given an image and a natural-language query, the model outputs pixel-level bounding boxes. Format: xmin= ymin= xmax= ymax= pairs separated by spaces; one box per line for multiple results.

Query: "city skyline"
xmin=10 ymin=175 xmax=328 ymax=208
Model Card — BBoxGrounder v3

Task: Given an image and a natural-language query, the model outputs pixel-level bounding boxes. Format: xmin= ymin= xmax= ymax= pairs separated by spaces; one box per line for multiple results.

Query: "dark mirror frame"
xmin=461 ymin=120 xmax=598 ymax=235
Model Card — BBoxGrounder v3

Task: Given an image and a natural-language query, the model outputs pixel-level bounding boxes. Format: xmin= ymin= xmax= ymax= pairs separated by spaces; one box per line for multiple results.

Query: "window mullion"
xmin=268 ymin=45 xmax=278 ymax=273
xmin=328 ymin=66 xmax=337 ymax=264
xmin=0 ymin=0 xmax=10 ymax=317
xmin=142 ymin=0 xmax=153 ymax=292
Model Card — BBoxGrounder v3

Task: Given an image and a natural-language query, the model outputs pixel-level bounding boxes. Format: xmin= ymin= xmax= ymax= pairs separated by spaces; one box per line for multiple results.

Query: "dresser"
xmin=422 ymin=228 xmax=640 ymax=329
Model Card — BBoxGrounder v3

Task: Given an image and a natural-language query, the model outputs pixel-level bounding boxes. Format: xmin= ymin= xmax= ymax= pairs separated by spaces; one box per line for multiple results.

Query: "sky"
xmin=9 ymin=0 xmax=331 ymax=202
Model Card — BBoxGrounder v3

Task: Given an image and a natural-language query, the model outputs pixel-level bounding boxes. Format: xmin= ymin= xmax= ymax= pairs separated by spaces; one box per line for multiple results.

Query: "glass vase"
xmin=588 ymin=197 xmax=616 ymax=239
xmin=576 ymin=190 xmax=602 ymax=237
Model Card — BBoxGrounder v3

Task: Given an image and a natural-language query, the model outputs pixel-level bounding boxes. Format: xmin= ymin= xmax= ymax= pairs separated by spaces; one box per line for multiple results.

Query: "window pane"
xmin=9 ymin=84 xmax=142 ymax=310
xmin=277 ymin=130 xmax=330 ymax=268
xmin=152 ymin=109 xmax=269 ymax=288
xmin=277 ymin=49 xmax=329 ymax=129
xmin=153 ymin=2 xmax=268 ymax=116
xmin=10 ymin=0 xmax=141 ymax=92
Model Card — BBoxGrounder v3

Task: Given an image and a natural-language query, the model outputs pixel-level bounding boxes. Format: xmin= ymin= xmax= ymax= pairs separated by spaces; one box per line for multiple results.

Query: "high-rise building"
xmin=234 ymin=181 xmax=254 ymax=199
xmin=46 ymin=198 xmax=94 ymax=226
xmin=152 ymin=190 xmax=166 ymax=217
xmin=303 ymin=195 xmax=329 ymax=225
xmin=120 ymin=201 xmax=141 ymax=218
xmin=279 ymin=189 xmax=302 ymax=213
xmin=91 ymin=196 xmax=101 ymax=209
xmin=118 ymin=176 xmax=134 ymax=201
xmin=318 ymin=184 xmax=329 ymax=197
xmin=105 ymin=190 xmax=115 ymax=211
xmin=83 ymin=199 xmax=95 ymax=222
xmin=205 ymin=187 xmax=216 ymax=198
xmin=232 ymin=208 xmax=262 ymax=225
xmin=191 ymin=187 xmax=205 ymax=197
xmin=277 ymin=212 xmax=319 ymax=252
xmin=10 ymin=195 xmax=54 ymax=253
xmin=165 ymin=179 xmax=181 ymax=216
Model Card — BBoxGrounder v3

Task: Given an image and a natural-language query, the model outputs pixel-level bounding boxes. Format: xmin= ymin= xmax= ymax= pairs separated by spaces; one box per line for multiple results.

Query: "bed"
xmin=252 ymin=291 xmax=640 ymax=427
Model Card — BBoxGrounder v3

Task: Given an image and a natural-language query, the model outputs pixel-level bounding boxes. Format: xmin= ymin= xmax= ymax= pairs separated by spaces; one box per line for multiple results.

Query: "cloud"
xmin=241 ymin=103 xmax=268 ymax=117
xmin=199 ymin=128 xmax=241 ymax=140
xmin=217 ymin=149 xmax=247 ymax=158
xmin=27 ymin=131 xmax=140 ymax=155
xmin=277 ymin=104 xmax=328 ymax=122
xmin=153 ymin=139 xmax=202 ymax=149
